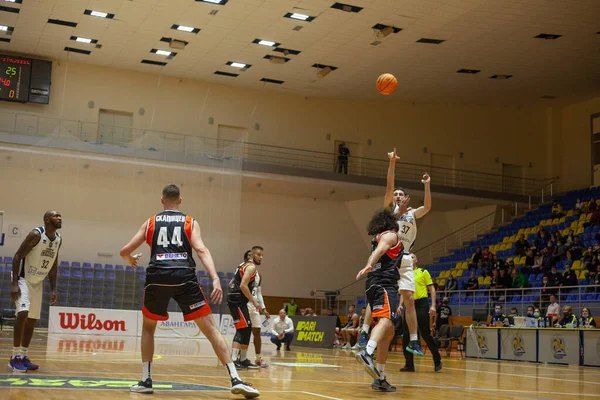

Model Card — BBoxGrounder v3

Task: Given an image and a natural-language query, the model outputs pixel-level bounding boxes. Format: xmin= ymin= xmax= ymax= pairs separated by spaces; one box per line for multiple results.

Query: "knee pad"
xmin=234 ymin=327 xmax=252 ymax=346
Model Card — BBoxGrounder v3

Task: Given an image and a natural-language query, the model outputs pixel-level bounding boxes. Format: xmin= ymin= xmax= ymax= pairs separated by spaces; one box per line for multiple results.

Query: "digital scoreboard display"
xmin=0 ymin=54 xmax=32 ymax=102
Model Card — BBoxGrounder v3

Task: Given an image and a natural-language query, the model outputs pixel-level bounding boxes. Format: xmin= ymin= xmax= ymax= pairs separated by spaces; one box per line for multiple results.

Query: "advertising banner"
xmin=500 ymin=328 xmax=537 ymax=362
xmin=466 ymin=327 xmax=498 ymax=359
xmin=49 ymin=306 xmax=138 ymax=336
xmin=538 ymin=329 xmax=579 ymax=365
xmin=290 ymin=316 xmax=337 ymax=349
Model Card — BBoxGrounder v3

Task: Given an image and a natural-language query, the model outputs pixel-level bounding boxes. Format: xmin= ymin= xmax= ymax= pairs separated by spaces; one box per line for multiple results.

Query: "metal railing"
xmin=413 ymin=211 xmax=497 ymax=265
xmin=0 ymin=109 xmax=558 ymax=197
xmin=438 ymin=284 xmax=600 ymax=317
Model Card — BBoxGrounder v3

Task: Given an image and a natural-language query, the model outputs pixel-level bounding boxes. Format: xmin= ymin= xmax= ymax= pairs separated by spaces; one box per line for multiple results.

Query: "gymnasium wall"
xmin=0 ymin=61 xmax=551 ymax=179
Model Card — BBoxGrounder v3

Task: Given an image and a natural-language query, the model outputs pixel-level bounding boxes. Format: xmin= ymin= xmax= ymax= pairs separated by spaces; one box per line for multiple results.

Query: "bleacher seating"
xmin=421 ymin=186 xmax=600 ymax=306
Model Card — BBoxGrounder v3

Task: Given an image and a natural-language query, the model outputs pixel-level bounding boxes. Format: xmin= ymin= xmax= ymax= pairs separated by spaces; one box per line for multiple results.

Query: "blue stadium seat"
xmin=59 ymin=261 xmax=70 ymax=268
xmin=94 ymin=263 xmax=103 ymax=270
xmin=83 ymin=263 xmax=92 ymax=269
xmin=115 ymin=265 xmax=124 ymax=271
xmin=71 ymin=262 xmax=81 ymax=268
xmin=105 ymin=264 xmax=114 ymax=270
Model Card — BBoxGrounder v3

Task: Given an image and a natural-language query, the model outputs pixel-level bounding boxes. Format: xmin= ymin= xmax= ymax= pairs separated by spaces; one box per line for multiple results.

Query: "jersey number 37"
xmin=157 ymin=226 xmax=184 ymax=247
xmin=400 ymin=225 xmax=410 ymax=234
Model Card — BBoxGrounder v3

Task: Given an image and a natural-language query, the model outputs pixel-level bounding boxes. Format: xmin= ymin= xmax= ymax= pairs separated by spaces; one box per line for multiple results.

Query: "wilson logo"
xmin=59 ymin=312 xmax=126 ymax=332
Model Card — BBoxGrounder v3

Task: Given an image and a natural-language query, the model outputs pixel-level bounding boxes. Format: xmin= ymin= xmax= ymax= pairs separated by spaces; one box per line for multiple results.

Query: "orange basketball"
xmin=376 ymin=73 xmax=397 ymax=95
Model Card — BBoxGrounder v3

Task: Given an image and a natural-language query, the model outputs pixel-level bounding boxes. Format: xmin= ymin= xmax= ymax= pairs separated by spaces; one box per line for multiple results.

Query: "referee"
xmin=399 ymin=254 xmax=442 ymax=372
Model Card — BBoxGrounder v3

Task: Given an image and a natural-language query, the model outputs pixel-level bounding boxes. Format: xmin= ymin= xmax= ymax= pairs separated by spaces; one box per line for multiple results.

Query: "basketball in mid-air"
xmin=376 ymin=73 xmax=397 ymax=95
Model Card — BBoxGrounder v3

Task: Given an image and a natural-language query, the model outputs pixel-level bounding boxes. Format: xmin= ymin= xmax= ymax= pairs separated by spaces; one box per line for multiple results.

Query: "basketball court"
xmin=1 ymin=330 xmax=598 ymax=399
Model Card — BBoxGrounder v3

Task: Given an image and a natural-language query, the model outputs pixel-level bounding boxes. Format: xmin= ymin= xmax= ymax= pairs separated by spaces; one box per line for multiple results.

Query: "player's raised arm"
xmin=356 ymin=232 xmax=397 ymax=280
xmin=384 ymin=149 xmax=400 ymax=209
xmin=413 ymin=173 xmax=432 ymax=219
xmin=119 ymin=222 xmax=146 ymax=268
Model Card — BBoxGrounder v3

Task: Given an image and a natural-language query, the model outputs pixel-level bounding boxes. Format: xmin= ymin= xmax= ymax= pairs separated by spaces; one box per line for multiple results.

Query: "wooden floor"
xmin=1 ymin=330 xmax=599 ymax=399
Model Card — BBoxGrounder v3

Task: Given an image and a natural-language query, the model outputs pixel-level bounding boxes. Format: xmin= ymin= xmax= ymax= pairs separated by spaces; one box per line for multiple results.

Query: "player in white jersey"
xmin=357 ymin=149 xmax=432 ymax=356
xmin=9 ymin=211 xmax=62 ymax=372
xmin=245 ymin=248 xmax=270 ymax=368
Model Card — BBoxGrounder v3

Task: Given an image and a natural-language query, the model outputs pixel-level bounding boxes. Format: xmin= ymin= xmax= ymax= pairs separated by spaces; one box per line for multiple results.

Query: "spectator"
xmin=514 ymin=236 xmax=530 ymax=257
xmin=542 ymin=248 xmax=554 ymax=273
xmin=562 ymin=263 xmax=578 ymax=287
xmin=498 ymin=268 xmax=511 ymax=288
xmin=589 ymin=198 xmax=597 ymax=212
xmin=509 ymin=307 xmax=520 ymax=317
xmin=575 ymin=198 xmax=584 ymax=214
xmin=340 ymin=305 xmax=358 ymax=349
xmin=551 ymin=201 xmax=564 ymax=218
xmin=565 ymin=230 xmax=575 ymax=247
xmin=586 ymin=207 xmax=600 ymax=228
xmin=594 ymin=266 xmax=600 ymax=292
xmin=350 ymin=307 xmax=367 ymax=350
xmin=490 ymin=305 xmax=507 ymax=326
xmin=305 ymin=308 xmax=317 ymax=316
xmin=580 ymin=307 xmax=597 ymax=328
xmin=525 ymin=305 xmax=535 ymax=318
xmin=444 ymin=273 xmax=458 ymax=293
xmin=490 ymin=269 xmax=499 ymax=300
xmin=536 ymin=228 xmax=550 ymax=249
xmin=327 ymin=308 xmax=343 ymax=347
xmin=270 ymin=309 xmax=294 ymax=351
xmin=337 ymin=142 xmax=350 ymax=174
xmin=492 ymin=253 xmax=506 ymax=272
xmin=482 ymin=247 xmax=491 ymax=264
xmin=511 ymin=268 xmax=527 ymax=288
xmin=533 ymin=308 xmax=542 ymax=320
xmin=465 ymin=271 xmax=479 ymax=296
xmin=546 ymin=294 xmax=560 ymax=323
xmin=568 ymin=236 xmax=584 ymax=261
xmin=532 ymin=250 xmax=544 ymax=273
xmin=548 ymin=265 xmax=563 ymax=286
xmin=554 ymin=230 xmax=565 ymax=245
xmin=435 ymin=297 xmax=452 ymax=333
xmin=583 ymin=246 xmax=595 ymax=266
xmin=587 ymin=256 xmax=599 ymax=281
xmin=285 ymin=298 xmax=298 ymax=316
xmin=540 ymin=275 xmax=557 ymax=299
xmin=552 ymin=240 xmax=567 ymax=263
xmin=525 ymin=248 xmax=535 ymax=267
xmin=557 ymin=305 xmax=578 ymax=328
xmin=470 ymin=247 xmax=483 ymax=270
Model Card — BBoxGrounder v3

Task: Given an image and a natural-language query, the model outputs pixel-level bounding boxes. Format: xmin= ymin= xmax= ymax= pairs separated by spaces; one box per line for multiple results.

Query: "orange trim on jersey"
xmin=184 ymin=216 xmax=193 ymax=241
xmin=234 ymin=307 xmax=249 ymax=329
xmin=184 ymin=287 xmax=212 ymax=321
xmin=372 ymin=288 xmax=391 ymax=320
xmin=377 ymin=231 xmax=402 ymax=259
xmin=146 ymin=216 xmax=155 ymax=247
xmin=239 ymin=262 xmax=257 ymax=280
xmin=142 ymin=288 xmax=168 ymax=321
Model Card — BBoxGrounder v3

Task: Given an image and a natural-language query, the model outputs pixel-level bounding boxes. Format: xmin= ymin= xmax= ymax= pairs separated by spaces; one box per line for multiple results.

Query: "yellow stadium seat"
xmin=509 ymin=235 xmax=517 ymax=242
xmin=586 ymin=213 xmax=593 ymax=221
xmin=502 ymin=236 xmax=509 ymax=243
xmin=540 ymin=220 xmax=547 ymax=226
xmin=576 ymin=226 xmax=585 ymax=235
xmin=578 ymin=220 xmax=586 ymax=228
xmin=578 ymin=213 xmax=586 ymax=220
xmin=506 ymin=257 xmax=513 ymax=264
xmin=483 ymin=276 xmax=492 ymax=285
xmin=462 ymin=262 xmax=470 ymax=269
xmin=455 ymin=262 xmax=462 ymax=270
xmin=552 ymin=218 xmax=559 ymax=225
xmin=596 ymin=199 xmax=600 ymax=205
xmin=566 ymin=210 xmax=574 ymax=217
xmin=519 ymin=256 xmax=526 ymax=264
xmin=559 ymin=216 xmax=566 ymax=223
xmin=570 ymin=221 xmax=578 ymax=228
xmin=572 ymin=260 xmax=582 ymax=270
xmin=455 ymin=269 xmax=464 ymax=277
xmin=478 ymin=277 xmax=485 ymax=285
xmin=578 ymin=270 xmax=588 ymax=280
xmin=438 ymin=278 xmax=446 ymax=286
xmin=440 ymin=270 xmax=449 ymax=279
xmin=518 ymin=228 xmax=525 ymax=235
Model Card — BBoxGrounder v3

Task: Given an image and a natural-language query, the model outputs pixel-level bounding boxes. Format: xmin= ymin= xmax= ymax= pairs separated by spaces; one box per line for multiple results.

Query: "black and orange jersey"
xmin=146 ymin=210 xmax=196 ymax=270
xmin=227 ymin=261 xmax=257 ymax=304
xmin=366 ymin=230 xmax=402 ymax=288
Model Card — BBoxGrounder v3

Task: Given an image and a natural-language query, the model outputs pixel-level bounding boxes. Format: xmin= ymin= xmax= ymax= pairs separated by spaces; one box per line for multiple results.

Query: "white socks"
xmin=362 ymin=324 xmax=370 ymax=333
xmin=142 ymin=361 xmax=151 ymax=381
xmin=255 ymin=353 xmax=261 ymax=360
xmin=232 ymin=348 xmax=240 ymax=361
xmin=21 ymin=347 xmax=28 ymax=357
xmin=377 ymin=363 xmax=385 ymax=379
xmin=13 ymin=347 xmax=20 ymax=358
xmin=366 ymin=340 xmax=377 ymax=356
xmin=240 ymin=349 xmax=247 ymax=361
xmin=410 ymin=334 xmax=418 ymax=341
xmin=226 ymin=362 xmax=240 ymax=380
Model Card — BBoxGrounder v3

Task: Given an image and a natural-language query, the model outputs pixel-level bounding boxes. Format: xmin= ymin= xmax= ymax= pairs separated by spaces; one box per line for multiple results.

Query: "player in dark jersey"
xmin=227 ymin=246 xmax=266 ymax=370
xmin=120 ymin=184 xmax=259 ymax=399
xmin=355 ymin=208 xmax=402 ymax=392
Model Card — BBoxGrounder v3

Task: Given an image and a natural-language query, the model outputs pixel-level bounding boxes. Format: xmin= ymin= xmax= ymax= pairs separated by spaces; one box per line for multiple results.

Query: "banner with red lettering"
xmin=49 ymin=306 xmax=139 ymax=336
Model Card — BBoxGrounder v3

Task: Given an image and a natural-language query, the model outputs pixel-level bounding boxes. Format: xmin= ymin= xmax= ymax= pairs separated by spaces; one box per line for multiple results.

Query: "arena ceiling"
xmin=0 ymin=0 xmax=599 ymax=104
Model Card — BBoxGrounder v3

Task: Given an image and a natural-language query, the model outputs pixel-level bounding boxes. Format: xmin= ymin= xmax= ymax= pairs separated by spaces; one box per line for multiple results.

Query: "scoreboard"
xmin=0 ymin=54 xmax=52 ymax=104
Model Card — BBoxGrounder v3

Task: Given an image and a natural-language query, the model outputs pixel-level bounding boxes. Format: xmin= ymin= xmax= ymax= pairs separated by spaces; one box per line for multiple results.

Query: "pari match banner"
xmin=290 ymin=316 xmax=337 ymax=349
xmin=538 ymin=329 xmax=579 ymax=365
xmin=500 ymin=328 xmax=536 ymax=362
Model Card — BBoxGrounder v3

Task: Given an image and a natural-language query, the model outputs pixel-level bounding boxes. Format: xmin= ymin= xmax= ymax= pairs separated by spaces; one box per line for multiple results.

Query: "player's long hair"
xmin=367 ymin=208 xmax=399 ymax=236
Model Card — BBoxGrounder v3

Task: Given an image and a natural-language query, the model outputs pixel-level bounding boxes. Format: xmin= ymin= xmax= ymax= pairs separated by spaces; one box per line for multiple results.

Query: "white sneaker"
xmin=342 ymin=343 xmax=351 ymax=349
xmin=130 ymin=379 xmax=153 ymax=394
xmin=351 ymin=343 xmax=360 ymax=350
xmin=231 ymin=378 xmax=260 ymax=399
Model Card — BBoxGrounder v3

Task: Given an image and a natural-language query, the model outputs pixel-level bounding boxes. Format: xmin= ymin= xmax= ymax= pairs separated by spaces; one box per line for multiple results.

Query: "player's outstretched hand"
xmin=422 ymin=173 xmax=431 ymax=185
xmin=127 ymin=253 xmax=142 ymax=268
xmin=387 ymin=148 xmax=400 ymax=162
xmin=10 ymin=283 xmax=21 ymax=302
xmin=50 ymin=291 xmax=58 ymax=305
xmin=211 ymin=278 xmax=223 ymax=304
xmin=356 ymin=266 xmax=372 ymax=280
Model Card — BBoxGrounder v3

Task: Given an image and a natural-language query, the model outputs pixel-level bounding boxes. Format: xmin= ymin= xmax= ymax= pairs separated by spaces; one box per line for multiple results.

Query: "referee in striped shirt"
xmin=399 ymin=254 xmax=442 ymax=372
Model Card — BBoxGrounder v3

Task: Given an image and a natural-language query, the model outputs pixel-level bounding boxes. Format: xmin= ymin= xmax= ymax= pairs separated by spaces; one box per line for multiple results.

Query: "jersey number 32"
xmin=157 ymin=226 xmax=184 ymax=247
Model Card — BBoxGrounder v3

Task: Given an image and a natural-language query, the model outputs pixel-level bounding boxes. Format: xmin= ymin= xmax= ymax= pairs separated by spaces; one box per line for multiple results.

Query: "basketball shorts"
xmin=247 ymin=302 xmax=262 ymax=328
xmin=398 ymin=254 xmax=416 ymax=292
xmin=143 ymin=268 xmax=211 ymax=321
xmin=15 ymin=278 xmax=43 ymax=320
xmin=366 ymin=283 xmax=399 ymax=321
xmin=228 ymin=301 xmax=252 ymax=330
